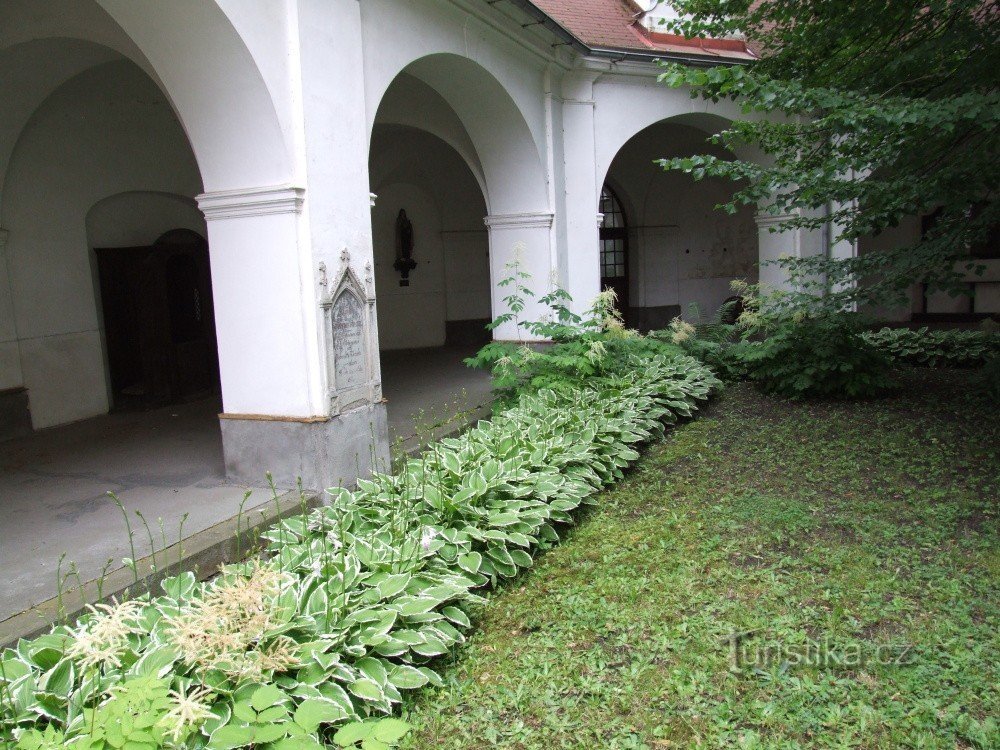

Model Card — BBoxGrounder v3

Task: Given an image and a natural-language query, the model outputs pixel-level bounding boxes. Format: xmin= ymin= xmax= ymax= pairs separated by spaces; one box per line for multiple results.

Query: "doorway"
xmin=599 ymin=185 xmax=629 ymax=319
xmin=95 ymin=229 xmax=219 ymax=410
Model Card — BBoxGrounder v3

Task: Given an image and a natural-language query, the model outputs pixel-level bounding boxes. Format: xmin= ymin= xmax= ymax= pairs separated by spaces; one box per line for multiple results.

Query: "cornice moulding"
xmin=484 ymin=212 xmax=555 ymax=229
xmin=754 ymin=212 xmax=797 ymax=228
xmin=197 ymin=185 xmax=305 ymax=220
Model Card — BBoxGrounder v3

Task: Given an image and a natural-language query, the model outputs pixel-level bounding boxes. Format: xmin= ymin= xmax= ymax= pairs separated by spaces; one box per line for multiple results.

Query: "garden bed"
xmin=1 ymin=353 xmax=720 ymax=749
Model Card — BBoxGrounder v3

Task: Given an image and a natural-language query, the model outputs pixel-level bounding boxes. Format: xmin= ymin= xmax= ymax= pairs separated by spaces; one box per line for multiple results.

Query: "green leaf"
xmin=252 ymin=723 xmax=288 ymax=743
xmin=39 ymin=658 xmax=73 ymax=699
xmin=130 ymin=646 xmax=177 ymax=679
xmin=294 ymin=698 xmax=349 ymax=732
xmin=317 ymin=681 xmax=356 ymax=716
xmin=208 ymin=724 xmax=255 ymax=750
xmin=372 ymin=718 xmax=411 ymax=743
xmin=375 ymin=573 xmax=411 ymax=599
xmin=251 ymin=684 xmax=287 ymax=711
xmin=355 ymin=656 xmax=389 ymax=686
xmin=387 ymin=664 xmax=429 ymax=690
xmin=457 ymin=552 xmax=482 ymax=574
xmin=441 ymin=606 xmax=471 ymax=629
xmin=232 ymin=700 xmax=258 ymax=724
xmin=349 ymin=678 xmax=385 ymax=703
xmin=333 ymin=721 xmax=372 ymax=746
xmin=397 ymin=597 xmax=438 ymax=616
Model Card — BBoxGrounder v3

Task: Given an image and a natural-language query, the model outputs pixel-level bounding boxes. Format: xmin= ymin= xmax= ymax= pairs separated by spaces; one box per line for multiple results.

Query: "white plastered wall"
xmin=1 ymin=60 xmax=202 ymax=428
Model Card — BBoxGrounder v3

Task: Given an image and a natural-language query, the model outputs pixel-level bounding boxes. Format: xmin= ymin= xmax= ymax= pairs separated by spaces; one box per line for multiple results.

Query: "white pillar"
xmin=197 ymin=186 xmax=316 ymax=417
xmin=0 ymin=228 xmax=23 ymax=392
xmin=755 ymin=210 xmax=824 ymax=293
xmin=561 ymin=71 xmax=602 ymax=317
xmin=484 ymin=212 xmax=555 ymax=341
xmin=197 ymin=185 xmax=387 ymax=491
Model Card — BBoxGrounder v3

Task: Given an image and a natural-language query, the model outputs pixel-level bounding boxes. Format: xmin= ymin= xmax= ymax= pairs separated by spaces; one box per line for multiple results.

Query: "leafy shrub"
xmin=651 ymin=301 xmax=751 ymax=381
xmin=740 ymin=314 xmax=895 ymax=399
xmin=1 ymin=353 xmax=720 ymax=748
xmin=652 ymin=288 xmax=894 ymax=399
xmin=860 ymin=326 xmax=1000 ymax=368
xmin=466 ymin=261 xmax=683 ymax=404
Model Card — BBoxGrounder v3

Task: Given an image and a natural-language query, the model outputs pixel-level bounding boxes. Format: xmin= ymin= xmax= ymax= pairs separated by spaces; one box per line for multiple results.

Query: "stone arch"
xmin=600 ymin=115 xmax=761 ymax=330
xmin=594 ymin=86 xmax=768 ymax=191
xmin=370 ymin=53 xmax=548 ymax=216
xmin=0 ymin=0 xmax=293 ymax=194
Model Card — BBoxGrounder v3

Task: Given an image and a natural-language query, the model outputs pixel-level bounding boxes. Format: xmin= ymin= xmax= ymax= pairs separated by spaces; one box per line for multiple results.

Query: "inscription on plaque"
xmin=331 ymin=292 xmax=366 ymax=391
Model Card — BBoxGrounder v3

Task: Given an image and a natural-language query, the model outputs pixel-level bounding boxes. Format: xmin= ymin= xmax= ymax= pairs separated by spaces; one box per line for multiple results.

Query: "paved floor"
xmin=0 ymin=398 xmax=271 ymax=622
xmin=381 ymin=345 xmax=493 ymax=452
xmin=0 ymin=346 xmax=491 ymax=622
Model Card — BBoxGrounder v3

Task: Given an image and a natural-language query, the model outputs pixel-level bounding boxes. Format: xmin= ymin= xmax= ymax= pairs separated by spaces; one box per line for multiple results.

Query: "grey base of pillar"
xmin=219 ymin=402 xmax=389 ymax=493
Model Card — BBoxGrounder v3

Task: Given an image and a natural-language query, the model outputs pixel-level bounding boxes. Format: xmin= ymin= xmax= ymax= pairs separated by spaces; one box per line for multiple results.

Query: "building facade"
xmin=0 ymin=0 xmax=822 ymax=489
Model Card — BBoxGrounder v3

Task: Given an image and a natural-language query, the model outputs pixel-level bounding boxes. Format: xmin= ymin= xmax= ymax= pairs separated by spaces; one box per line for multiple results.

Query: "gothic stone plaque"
xmin=331 ymin=291 xmax=367 ymax=392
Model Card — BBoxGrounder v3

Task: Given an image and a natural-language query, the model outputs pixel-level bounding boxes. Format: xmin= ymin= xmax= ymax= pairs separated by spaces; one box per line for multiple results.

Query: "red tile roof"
xmin=530 ymin=0 xmax=756 ymax=60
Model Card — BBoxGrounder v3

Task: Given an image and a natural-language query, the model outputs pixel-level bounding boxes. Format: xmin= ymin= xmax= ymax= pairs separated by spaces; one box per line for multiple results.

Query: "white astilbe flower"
xmin=585 ymin=339 xmax=606 ymax=364
xmin=668 ymin=318 xmax=697 ymax=344
xmin=65 ymin=599 xmax=145 ymax=671
xmin=511 ymin=241 xmax=526 ymax=264
xmin=159 ymin=685 xmax=215 ymax=743
xmin=164 ymin=563 xmax=300 ymax=681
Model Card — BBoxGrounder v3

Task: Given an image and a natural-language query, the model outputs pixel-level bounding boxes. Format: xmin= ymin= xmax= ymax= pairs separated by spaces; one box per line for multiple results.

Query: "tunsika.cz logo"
xmin=726 ymin=629 xmax=916 ymax=671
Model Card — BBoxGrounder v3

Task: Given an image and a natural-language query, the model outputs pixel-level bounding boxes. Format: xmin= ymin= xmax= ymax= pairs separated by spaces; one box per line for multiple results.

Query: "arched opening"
xmin=2 ymin=58 xmax=209 ymax=428
xmin=368 ymin=54 xmax=549 ymax=446
xmin=370 ymin=125 xmax=491 ymax=351
xmin=0 ymin=23 xmax=266 ymax=621
xmin=601 ymin=118 xmax=759 ymax=331
xmin=368 ymin=120 xmax=494 ymax=447
xmin=93 ymin=226 xmax=219 ymax=411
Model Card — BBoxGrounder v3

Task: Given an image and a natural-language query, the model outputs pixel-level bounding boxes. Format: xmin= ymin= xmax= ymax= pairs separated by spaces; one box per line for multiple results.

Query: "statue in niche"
xmin=393 ymin=208 xmax=417 ymax=286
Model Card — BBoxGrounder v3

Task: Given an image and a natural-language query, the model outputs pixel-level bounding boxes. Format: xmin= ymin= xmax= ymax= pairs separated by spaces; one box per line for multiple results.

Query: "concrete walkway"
xmin=0 ymin=346 xmax=491 ymax=625
xmin=381 ymin=345 xmax=493 ymax=453
xmin=0 ymin=398 xmax=273 ymax=623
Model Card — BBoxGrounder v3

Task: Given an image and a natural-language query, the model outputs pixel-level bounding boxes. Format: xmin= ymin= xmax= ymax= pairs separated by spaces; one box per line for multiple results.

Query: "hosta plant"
xmin=861 ymin=326 xmax=1000 ymax=368
xmin=1 ymin=305 xmax=720 ymax=749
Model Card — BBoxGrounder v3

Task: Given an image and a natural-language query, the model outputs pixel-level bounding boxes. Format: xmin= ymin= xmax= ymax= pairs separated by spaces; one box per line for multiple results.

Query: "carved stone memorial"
xmin=321 ymin=261 xmax=378 ymax=414
xmin=332 ymin=291 xmax=365 ymax=392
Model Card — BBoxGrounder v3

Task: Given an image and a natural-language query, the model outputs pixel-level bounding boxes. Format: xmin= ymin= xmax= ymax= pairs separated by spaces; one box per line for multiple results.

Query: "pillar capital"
xmin=196 ymin=184 xmax=305 ymax=221
xmin=754 ymin=211 xmax=797 ymax=229
xmin=483 ymin=212 xmax=554 ymax=230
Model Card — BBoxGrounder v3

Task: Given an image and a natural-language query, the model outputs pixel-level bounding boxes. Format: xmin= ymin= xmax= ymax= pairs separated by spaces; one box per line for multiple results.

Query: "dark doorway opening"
xmin=95 ymin=229 xmax=219 ymax=410
xmin=599 ymin=185 xmax=629 ymax=320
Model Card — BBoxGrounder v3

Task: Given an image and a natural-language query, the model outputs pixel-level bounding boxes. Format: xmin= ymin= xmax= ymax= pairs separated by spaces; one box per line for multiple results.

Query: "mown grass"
xmin=398 ymin=369 xmax=998 ymax=749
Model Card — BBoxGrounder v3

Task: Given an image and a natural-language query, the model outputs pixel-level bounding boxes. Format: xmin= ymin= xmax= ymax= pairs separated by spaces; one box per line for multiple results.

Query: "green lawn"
xmin=399 ymin=370 xmax=998 ymax=749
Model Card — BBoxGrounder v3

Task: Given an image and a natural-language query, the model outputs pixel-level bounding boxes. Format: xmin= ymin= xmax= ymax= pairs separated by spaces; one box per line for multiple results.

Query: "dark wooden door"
xmin=95 ymin=230 xmax=218 ymax=409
